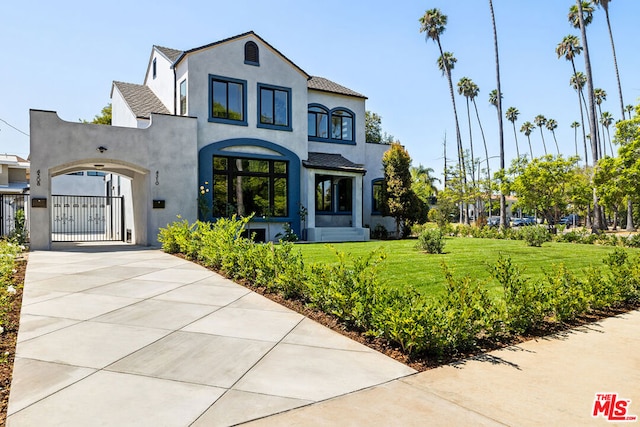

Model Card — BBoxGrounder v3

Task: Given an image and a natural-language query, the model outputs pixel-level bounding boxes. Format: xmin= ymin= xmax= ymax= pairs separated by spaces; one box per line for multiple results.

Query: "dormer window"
xmin=244 ymin=41 xmax=259 ymax=66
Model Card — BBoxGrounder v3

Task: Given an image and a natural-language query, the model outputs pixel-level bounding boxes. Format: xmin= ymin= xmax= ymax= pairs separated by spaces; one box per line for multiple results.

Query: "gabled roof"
xmin=303 ymin=152 xmax=366 ymax=174
xmin=173 ymin=31 xmax=310 ymax=79
xmin=111 ymin=81 xmax=170 ymax=119
xmin=308 ymin=76 xmax=367 ymax=99
xmin=155 ymin=45 xmax=183 ymax=63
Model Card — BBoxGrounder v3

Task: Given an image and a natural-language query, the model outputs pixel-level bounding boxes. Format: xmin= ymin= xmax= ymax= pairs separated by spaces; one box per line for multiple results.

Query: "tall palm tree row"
xmin=556 ymin=34 xmax=589 ymax=164
xmin=457 ymin=77 xmax=478 ymax=185
xmin=534 ymin=114 xmax=548 ymax=155
xmin=520 ymin=121 xmax=535 ymax=159
xmin=593 ymin=0 xmax=625 ymax=119
xmin=505 ymin=107 xmax=520 ymax=159
xmin=488 ymin=0 xmax=507 ymax=229
xmin=546 ymin=118 xmax=560 ymax=155
xmin=570 ymin=71 xmax=593 ymax=162
xmin=570 ymin=121 xmax=581 ymax=158
xmin=573 ymin=0 xmax=603 ymax=231
xmin=420 ymin=8 xmax=468 ymax=223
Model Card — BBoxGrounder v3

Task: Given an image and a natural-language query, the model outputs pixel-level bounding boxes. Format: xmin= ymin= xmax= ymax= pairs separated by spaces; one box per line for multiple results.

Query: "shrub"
xmin=544 ymin=264 xmax=590 ymax=323
xmin=371 ymin=223 xmax=389 ymax=240
xmin=428 ymin=208 xmax=447 ymax=228
xmin=416 ymin=228 xmax=445 ymax=254
xmin=624 ymin=234 xmax=640 ymax=248
xmin=519 ymin=226 xmax=550 ymax=247
xmin=490 ymin=255 xmax=547 ymax=335
xmin=275 ymin=223 xmax=298 ymax=242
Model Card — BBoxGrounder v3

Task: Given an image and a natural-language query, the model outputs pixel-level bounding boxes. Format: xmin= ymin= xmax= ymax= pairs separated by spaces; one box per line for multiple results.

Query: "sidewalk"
xmin=7 ymin=244 xmax=414 ymax=426
xmin=7 ymin=244 xmax=640 ymax=426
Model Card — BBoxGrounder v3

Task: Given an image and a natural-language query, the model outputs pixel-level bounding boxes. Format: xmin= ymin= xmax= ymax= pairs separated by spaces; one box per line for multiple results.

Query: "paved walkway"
xmin=8 ymin=244 xmax=640 ymax=426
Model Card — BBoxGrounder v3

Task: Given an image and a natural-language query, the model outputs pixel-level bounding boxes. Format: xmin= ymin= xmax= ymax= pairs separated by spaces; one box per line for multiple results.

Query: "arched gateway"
xmin=29 ymin=110 xmax=198 ymax=250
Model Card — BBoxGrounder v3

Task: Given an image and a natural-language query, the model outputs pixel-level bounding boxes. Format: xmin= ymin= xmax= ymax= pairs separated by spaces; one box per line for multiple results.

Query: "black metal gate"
xmin=51 ymin=195 xmax=124 ymax=242
xmin=0 ymin=194 xmax=29 ymax=240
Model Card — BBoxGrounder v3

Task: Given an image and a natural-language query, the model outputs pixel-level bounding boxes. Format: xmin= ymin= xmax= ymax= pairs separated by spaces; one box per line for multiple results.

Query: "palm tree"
xmin=625 ymin=104 xmax=634 ymax=119
xmin=568 ymin=1 xmax=594 ymax=29
xmin=505 ymin=107 xmax=520 ymax=159
xmin=546 ymin=118 xmax=560 ymax=155
xmin=570 ymin=71 xmax=593 ymax=162
xmin=593 ymin=0 xmax=626 ymax=119
xmin=534 ymin=115 xmax=548 ymax=155
xmin=520 ymin=121 xmax=535 ymax=159
xmin=468 ymin=83 xmax=491 ymax=191
xmin=574 ymin=0 xmax=603 ymax=231
xmin=600 ymin=111 xmax=614 ymax=156
xmin=420 ymin=9 xmax=467 ymax=223
xmin=457 ymin=77 xmax=477 ymax=184
xmin=571 ymin=121 xmax=581 ymax=158
xmin=488 ymin=0 xmax=507 ymax=229
xmin=557 ymin=34 xmax=589 ymax=164
xmin=594 ymin=88 xmax=608 ymax=156
xmin=411 ymin=165 xmax=440 ymax=202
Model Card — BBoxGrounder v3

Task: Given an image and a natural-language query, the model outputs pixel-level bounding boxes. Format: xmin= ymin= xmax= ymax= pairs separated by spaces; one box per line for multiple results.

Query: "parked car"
xmin=512 ymin=216 xmax=536 ymax=226
xmin=487 ymin=216 xmax=501 ymax=227
xmin=558 ymin=214 xmax=581 ymax=227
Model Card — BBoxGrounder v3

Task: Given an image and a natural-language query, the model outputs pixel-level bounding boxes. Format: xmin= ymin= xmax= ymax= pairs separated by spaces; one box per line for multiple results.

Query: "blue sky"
xmin=1 ymin=0 xmax=638 ymax=184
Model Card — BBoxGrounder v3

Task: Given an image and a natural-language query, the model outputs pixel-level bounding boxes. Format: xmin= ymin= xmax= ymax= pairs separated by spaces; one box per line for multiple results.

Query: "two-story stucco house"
xmin=110 ymin=31 xmax=392 ymax=242
xmin=28 ymin=31 xmax=393 ymax=248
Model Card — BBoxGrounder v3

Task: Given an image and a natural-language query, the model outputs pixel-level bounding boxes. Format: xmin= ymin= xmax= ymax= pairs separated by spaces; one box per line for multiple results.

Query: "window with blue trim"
xmin=308 ymin=105 xmax=355 ymax=143
xmin=315 ymin=176 xmax=352 ymax=214
xmin=212 ymin=155 xmax=288 ymax=217
xmin=372 ymin=179 xmax=384 ymax=214
xmin=209 ymin=75 xmax=247 ymax=125
xmin=258 ymin=84 xmax=291 ymax=130
xmin=244 ymin=41 xmax=259 ymax=66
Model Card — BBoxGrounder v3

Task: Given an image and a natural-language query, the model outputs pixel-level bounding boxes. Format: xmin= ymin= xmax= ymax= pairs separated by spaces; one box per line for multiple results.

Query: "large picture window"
xmin=212 ymin=156 xmax=288 ymax=217
xmin=209 ymin=75 xmax=247 ymax=125
xmin=258 ymin=84 xmax=291 ymax=130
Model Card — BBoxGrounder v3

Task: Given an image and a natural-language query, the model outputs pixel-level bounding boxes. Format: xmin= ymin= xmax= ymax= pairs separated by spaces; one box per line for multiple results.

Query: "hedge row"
xmin=159 ymin=216 xmax=640 ymax=357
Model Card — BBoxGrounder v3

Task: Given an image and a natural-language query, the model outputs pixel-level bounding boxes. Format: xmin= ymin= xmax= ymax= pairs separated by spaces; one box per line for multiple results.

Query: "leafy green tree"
xmin=82 ymin=103 xmax=112 ymax=125
xmin=411 ymin=165 xmax=440 ymax=204
xmin=382 ymin=143 xmax=426 ymax=236
xmin=594 ymin=156 xmax=625 ymax=229
xmin=365 ymin=111 xmax=382 ymax=143
xmin=510 ymin=155 xmax=585 ymax=225
xmin=614 ymin=104 xmax=640 ymax=230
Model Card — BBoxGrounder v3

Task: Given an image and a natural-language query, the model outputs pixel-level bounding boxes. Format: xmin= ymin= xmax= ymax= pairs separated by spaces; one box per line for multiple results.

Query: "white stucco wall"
xmin=51 ymin=174 xmax=106 ymax=196
xmin=111 ymin=86 xmax=139 ymax=128
xmin=145 ymin=49 xmax=175 ymax=113
xmin=29 ymin=110 xmax=198 ymax=249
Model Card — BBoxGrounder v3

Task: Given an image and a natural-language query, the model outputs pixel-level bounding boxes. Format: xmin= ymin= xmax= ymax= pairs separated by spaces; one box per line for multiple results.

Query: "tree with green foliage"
xmin=614 ymin=104 xmax=640 ymax=230
xmin=365 ymin=110 xmax=394 ymax=144
xmin=594 ymin=156 xmax=625 ymax=229
xmin=382 ymin=143 xmax=427 ymax=237
xmin=510 ymin=155 xmax=586 ymax=226
xmin=411 ymin=164 xmax=440 ymax=204
xmin=82 ymin=103 xmax=112 ymax=125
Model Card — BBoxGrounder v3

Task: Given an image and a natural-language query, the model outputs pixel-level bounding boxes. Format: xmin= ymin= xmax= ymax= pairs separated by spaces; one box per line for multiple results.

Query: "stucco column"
xmin=353 ymin=174 xmax=363 ymax=228
xmin=306 ymin=170 xmax=315 ymax=229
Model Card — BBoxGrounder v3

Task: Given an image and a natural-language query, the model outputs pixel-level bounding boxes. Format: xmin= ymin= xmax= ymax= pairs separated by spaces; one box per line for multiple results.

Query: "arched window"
xmin=308 ymin=105 xmax=329 ymax=138
xmin=244 ymin=41 xmax=259 ymax=65
xmin=331 ymin=109 xmax=353 ymax=141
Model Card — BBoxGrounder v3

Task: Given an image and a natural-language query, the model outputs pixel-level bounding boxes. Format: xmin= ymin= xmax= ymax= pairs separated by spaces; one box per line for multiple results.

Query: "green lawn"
xmin=297 ymin=238 xmax=639 ymax=299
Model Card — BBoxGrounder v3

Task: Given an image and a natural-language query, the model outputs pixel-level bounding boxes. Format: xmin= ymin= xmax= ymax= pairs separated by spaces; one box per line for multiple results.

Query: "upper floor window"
xmin=209 ymin=75 xmax=247 ymax=126
xmin=258 ymin=84 xmax=291 ymax=131
xmin=308 ymin=106 xmax=328 ymax=139
xmin=308 ymin=104 xmax=355 ymax=144
xmin=152 ymin=58 xmax=157 ymax=79
xmin=372 ymin=179 xmax=384 ymax=214
xmin=244 ymin=41 xmax=259 ymax=66
xmin=331 ymin=109 xmax=353 ymax=141
xmin=179 ymin=79 xmax=187 ymax=115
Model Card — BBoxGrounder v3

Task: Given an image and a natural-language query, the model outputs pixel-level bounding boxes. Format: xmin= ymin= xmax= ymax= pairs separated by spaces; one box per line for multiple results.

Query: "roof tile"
xmin=308 ymin=76 xmax=366 ymax=99
xmin=112 ymin=81 xmax=170 ymax=119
